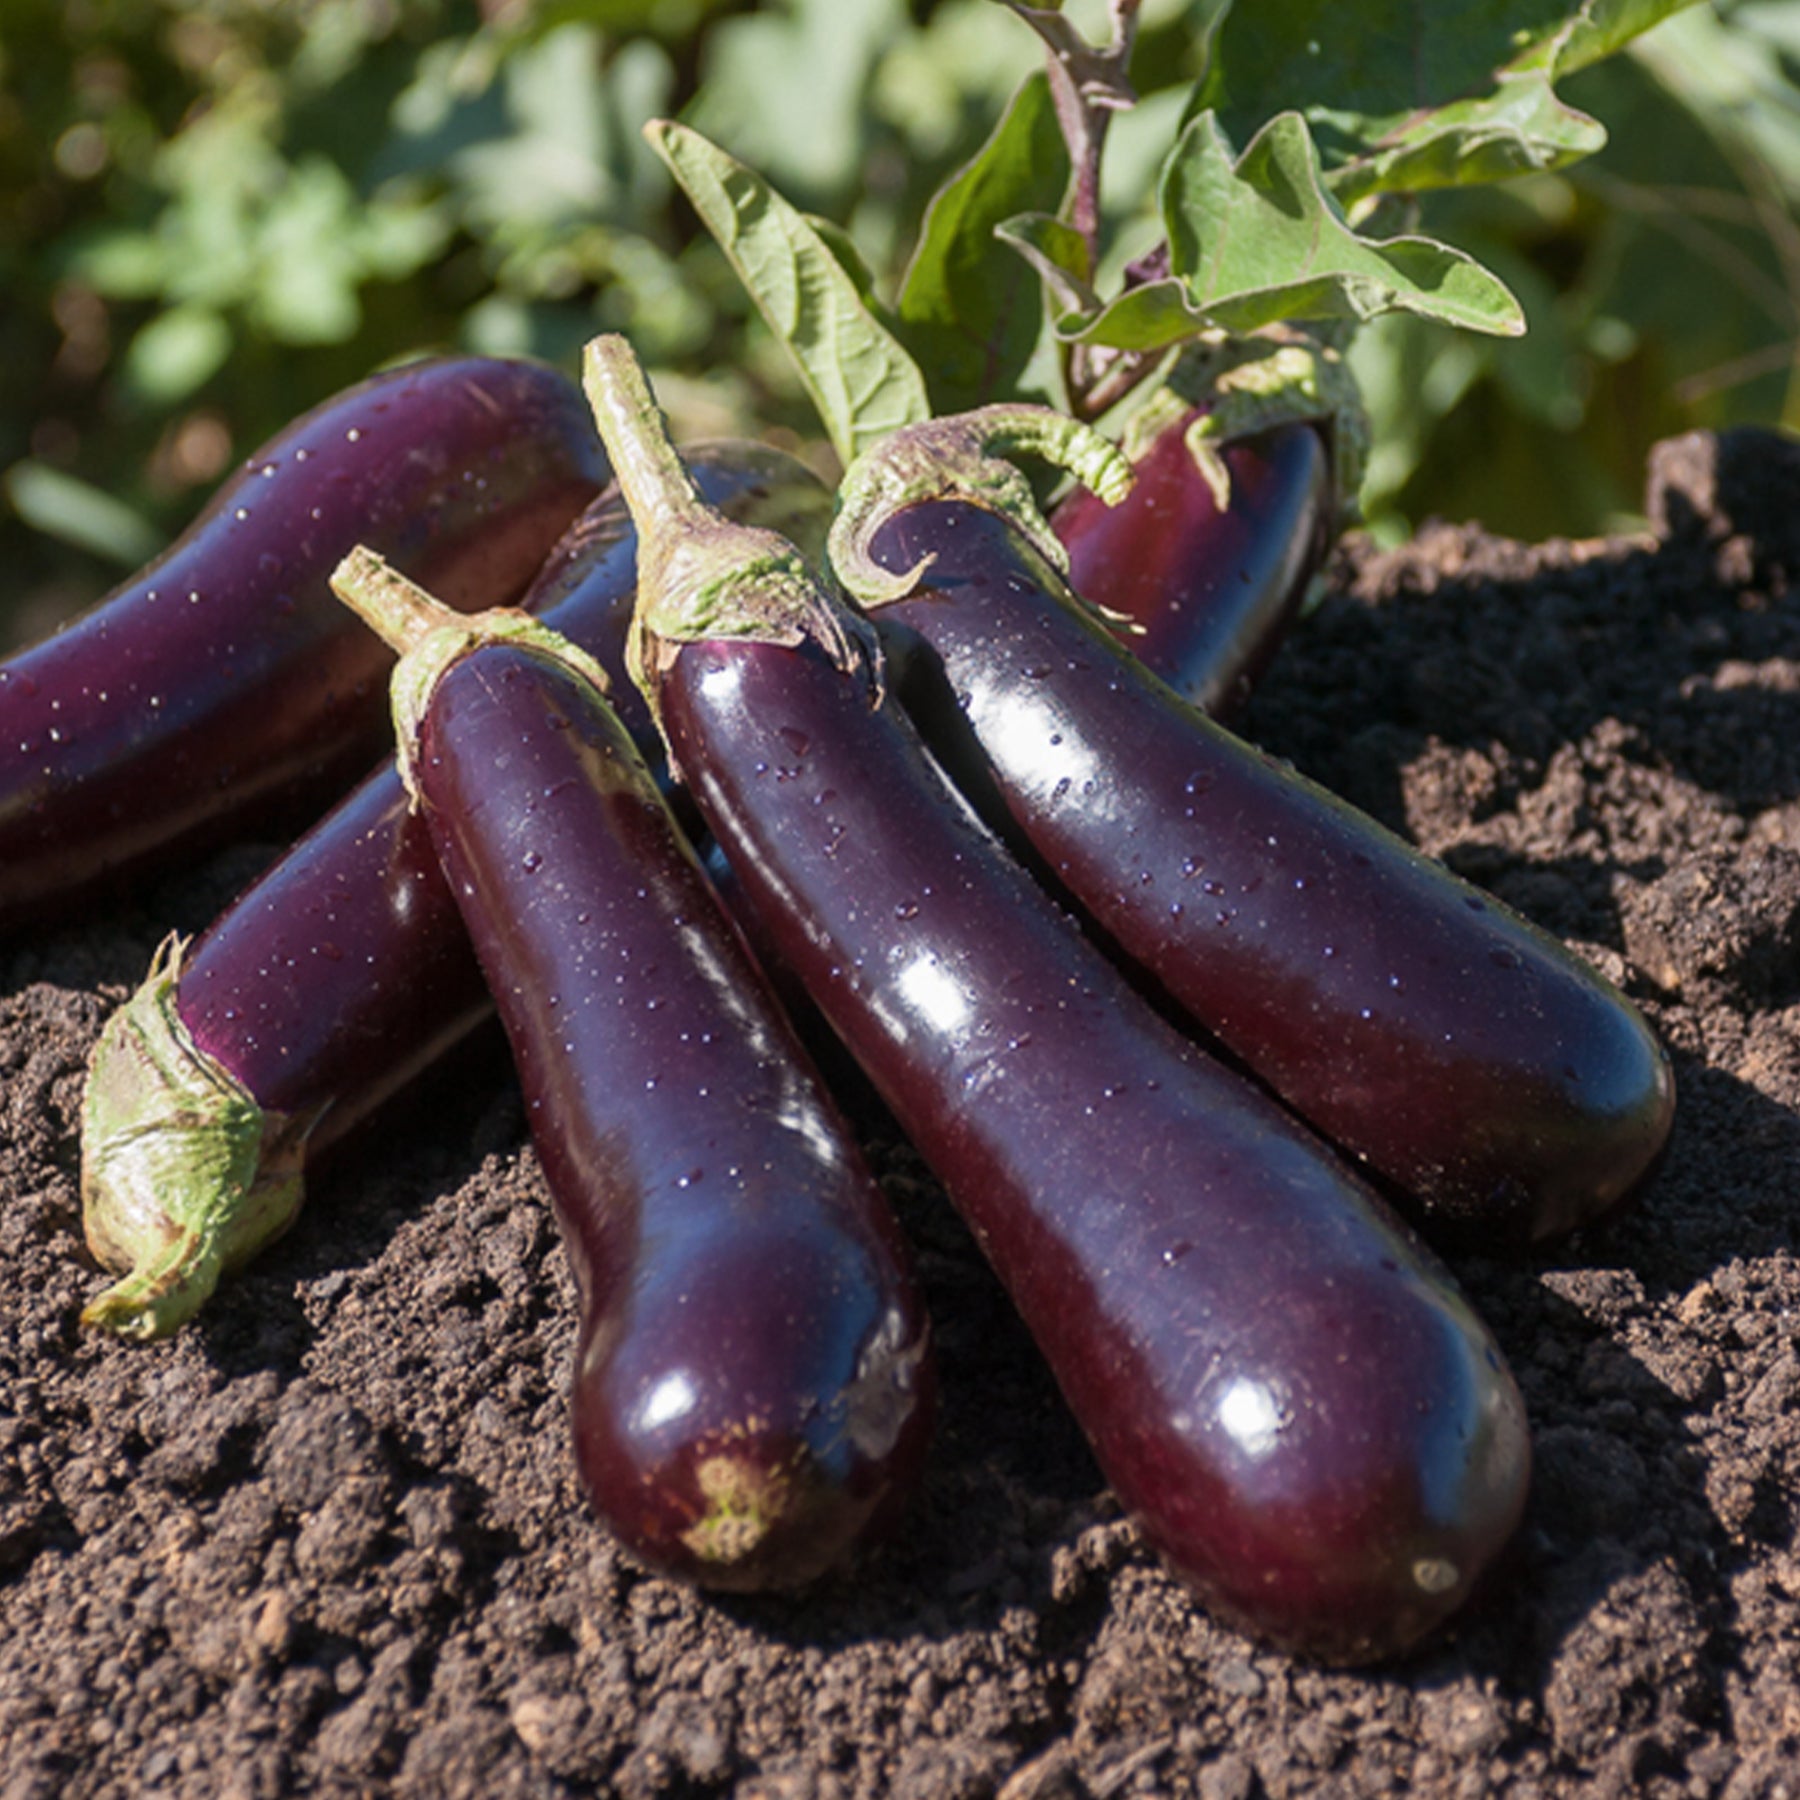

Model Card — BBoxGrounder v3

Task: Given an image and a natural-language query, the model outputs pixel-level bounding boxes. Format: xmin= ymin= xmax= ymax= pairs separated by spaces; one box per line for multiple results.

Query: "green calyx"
xmin=580 ymin=334 xmax=882 ymax=752
xmin=329 ymin=545 xmax=617 ymax=808
xmin=827 ymin=403 xmax=1134 ymax=614
xmin=623 ymin=518 xmax=877 ymax=735
xmin=80 ymin=935 xmax=311 ymax=1341
xmin=1149 ymin=327 xmax=1370 ymax=518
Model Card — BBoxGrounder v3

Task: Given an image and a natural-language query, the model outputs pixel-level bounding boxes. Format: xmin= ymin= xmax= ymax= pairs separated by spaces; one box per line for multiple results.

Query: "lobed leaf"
xmin=1325 ymin=70 xmax=1608 ymax=208
xmin=1062 ymin=112 xmax=1524 ymax=346
xmin=1199 ymin=0 xmax=1701 ymax=202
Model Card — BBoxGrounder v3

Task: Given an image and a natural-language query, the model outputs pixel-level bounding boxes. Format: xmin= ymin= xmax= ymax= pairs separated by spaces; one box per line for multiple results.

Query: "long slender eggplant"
xmin=324 ymin=547 xmax=933 ymax=1591
xmin=584 ymin=334 xmax=1529 ymax=1663
xmin=1051 ymin=414 xmax=1333 ymax=716
xmin=830 ymin=409 xmax=1675 ymax=1250
xmin=80 ymin=445 xmax=831 ymax=1340
xmin=0 ymin=354 xmax=607 ymax=926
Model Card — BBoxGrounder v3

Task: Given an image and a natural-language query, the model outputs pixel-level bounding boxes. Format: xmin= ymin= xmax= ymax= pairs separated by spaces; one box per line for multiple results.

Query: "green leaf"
xmin=805 ymin=214 xmax=886 ymax=311
xmin=645 ymin=120 xmax=930 ymax=465
xmin=70 ymin=228 xmax=169 ymax=301
xmin=895 ymin=72 xmax=1071 ymax=413
xmin=1054 ymin=112 xmax=1525 ymax=347
xmin=3 ymin=459 xmax=163 ymax=567
xmin=1326 ymin=69 xmax=1607 ymax=208
xmin=124 ymin=305 xmax=234 ymax=403
xmin=1521 ymin=0 xmax=1701 ymax=79
xmin=1153 ymin=112 xmax=1526 ymax=337
xmin=1201 ymin=0 xmax=1702 ymax=201
xmin=685 ymin=0 xmax=906 ymax=207
xmin=1052 ymin=277 xmax=1209 ymax=353
xmin=992 ymin=213 xmax=1099 ymax=321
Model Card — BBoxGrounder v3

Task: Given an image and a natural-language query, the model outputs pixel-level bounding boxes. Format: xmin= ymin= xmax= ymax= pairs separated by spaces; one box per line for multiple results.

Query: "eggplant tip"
xmin=678 ymin=1450 xmax=800 ymax=1569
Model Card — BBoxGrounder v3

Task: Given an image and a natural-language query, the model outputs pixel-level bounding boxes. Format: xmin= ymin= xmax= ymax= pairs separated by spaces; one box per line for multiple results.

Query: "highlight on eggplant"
xmin=584 ymin=331 xmax=1529 ymax=1663
xmin=323 ymin=544 xmax=933 ymax=1590
xmin=829 ymin=406 xmax=1675 ymax=1252
xmin=0 ymin=353 xmax=607 ymax=929
xmin=79 ymin=444 xmax=833 ymax=1342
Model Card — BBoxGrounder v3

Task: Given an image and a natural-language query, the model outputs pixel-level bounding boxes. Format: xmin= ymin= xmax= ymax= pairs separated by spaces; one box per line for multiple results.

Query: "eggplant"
xmin=1050 ymin=415 xmax=1333 ymax=716
xmin=80 ymin=445 xmax=832 ymax=1341
xmin=323 ymin=547 xmax=933 ymax=1590
xmin=584 ymin=334 xmax=1529 ymax=1663
xmin=0 ymin=354 xmax=607 ymax=926
xmin=830 ymin=409 xmax=1675 ymax=1250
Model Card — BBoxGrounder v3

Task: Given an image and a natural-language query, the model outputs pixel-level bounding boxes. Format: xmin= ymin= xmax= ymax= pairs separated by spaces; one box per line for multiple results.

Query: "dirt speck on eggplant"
xmin=2 ymin=424 xmax=1798 ymax=1796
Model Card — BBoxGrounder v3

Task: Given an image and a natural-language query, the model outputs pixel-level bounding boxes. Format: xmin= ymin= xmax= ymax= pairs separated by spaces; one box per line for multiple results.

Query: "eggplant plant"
xmin=648 ymin=0 xmax=1703 ymax=675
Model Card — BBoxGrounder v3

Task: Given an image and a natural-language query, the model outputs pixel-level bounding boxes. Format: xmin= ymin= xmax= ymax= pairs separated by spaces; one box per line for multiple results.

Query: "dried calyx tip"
xmin=828 ymin=404 xmax=1133 ymax=611
xmin=80 ymin=934 xmax=306 ymax=1341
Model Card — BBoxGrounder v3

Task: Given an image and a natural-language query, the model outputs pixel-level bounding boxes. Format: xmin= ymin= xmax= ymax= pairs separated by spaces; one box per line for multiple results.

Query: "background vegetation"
xmin=2 ymin=0 xmax=1795 ymax=649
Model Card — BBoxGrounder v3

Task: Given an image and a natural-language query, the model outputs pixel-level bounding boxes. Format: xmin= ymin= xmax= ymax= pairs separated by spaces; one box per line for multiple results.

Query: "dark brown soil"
xmin=3 ymin=425 xmax=1799 ymax=1799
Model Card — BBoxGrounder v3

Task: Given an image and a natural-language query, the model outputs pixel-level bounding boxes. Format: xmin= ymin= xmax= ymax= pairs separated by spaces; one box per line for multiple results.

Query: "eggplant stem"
xmin=581 ymin=336 xmax=710 ymax=543
xmin=829 ymin=403 xmax=1134 ymax=614
xmin=578 ymin=333 xmax=883 ymax=759
xmin=330 ymin=544 xmax=616 ymax=806
xmin=329 ymin=543 xmax=456 ymax=654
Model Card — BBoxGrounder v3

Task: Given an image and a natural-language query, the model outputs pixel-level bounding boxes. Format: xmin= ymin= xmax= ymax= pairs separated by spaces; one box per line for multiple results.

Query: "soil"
xmin=3 ymin=424 xmax=1800 ymax=1800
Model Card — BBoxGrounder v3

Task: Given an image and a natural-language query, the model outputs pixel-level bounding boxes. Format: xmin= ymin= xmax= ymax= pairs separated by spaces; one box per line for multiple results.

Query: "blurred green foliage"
xmin=1 ymin=0 xmax=1793 ymax=646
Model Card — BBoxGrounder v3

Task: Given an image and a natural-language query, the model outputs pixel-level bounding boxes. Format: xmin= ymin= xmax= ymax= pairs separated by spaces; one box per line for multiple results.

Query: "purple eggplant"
xmin=0 ymin=354 xmax=607 ymax=927
xmin=80 ymin=445 xmax=832 ymax=1340
xmin=829 ymin=409 xmax=1675 ymax=1251
xmin=585 ymin=334 xmax=1528 ymax=1663
xmin=323 ymin=547 xmax=933 ymax=1590
xmin=1051 ymin=414 xmax=1333 ymax=716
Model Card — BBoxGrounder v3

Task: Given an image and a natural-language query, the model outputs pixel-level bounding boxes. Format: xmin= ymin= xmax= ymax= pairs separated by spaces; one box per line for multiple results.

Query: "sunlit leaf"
xmin=124 ymin=305 xmax=234 ymax=403
xmin=1065 ymin=112 xmax=1525 ymax=345
xmin=646 ymin=120 xmax=930 ymax=464
xmin=687 ymin=0 xmax=907 ymax=206
xmin=3 ymin=460 xmax=162 ymax=566
xmin=1326 ymin=70 xmax=1607 ymax=207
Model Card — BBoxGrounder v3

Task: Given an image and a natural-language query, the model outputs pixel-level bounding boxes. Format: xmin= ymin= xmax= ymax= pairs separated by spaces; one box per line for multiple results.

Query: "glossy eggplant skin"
xmin=0 ymin=354 xmax=606 ymax=926
xmin=78 ymin=447 xmax=831 ymax=1342
xmin=866 ymin=501 xmax=1674 ymax=1250
xmin=657 ymin=633 xmax=1529 ymax=1662
xmin=177 ymin=445 xmax=822 ymax=1147
xmin=403 ymin=631 xmax=933 ymax=1591
xmin=1051 ymin=418 xmax=1333 ymax=717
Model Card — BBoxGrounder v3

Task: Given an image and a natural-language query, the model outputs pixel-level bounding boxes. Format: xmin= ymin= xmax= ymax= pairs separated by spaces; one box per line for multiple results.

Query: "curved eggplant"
xmin=80 ymin=445 xmax=832 ymax=1341
xmin=325 ymin=550 xmax=934 ymax=1590
xmin=831 ymin=411 xmax=1675 ymax=1250
xmin=1051 ymin=415 xmax=1333 ymax=716
xmin=0 ymin=354 xmax=607 ymax=926
xmin=584 ymin=334 xmax=1529 ymax=1662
